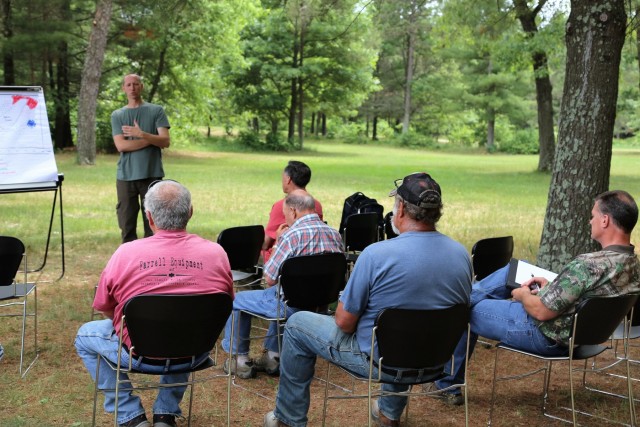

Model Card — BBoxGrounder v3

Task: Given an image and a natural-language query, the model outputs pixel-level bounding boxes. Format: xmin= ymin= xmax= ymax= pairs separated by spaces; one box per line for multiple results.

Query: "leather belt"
xmin=123 ymin=344 xmax=193 ymax=366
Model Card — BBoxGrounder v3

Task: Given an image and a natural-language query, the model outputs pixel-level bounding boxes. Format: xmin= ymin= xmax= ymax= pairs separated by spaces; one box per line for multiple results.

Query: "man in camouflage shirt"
xmin=431 ymin=190 xmax=640 ymax=404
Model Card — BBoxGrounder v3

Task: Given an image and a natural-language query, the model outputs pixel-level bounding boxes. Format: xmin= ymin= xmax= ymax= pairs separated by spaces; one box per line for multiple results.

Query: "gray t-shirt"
xmin=111 ymin=102 xmax=170 ymax=181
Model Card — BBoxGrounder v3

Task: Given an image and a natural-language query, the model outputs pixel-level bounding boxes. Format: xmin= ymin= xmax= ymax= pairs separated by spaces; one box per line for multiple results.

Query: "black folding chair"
xmin=471 ymin=236 xmax=514 ymax=281
xmin=234 ymin=253 xmax=347 ymax=399
xmin=0 ymin=235 xmax=38 ymax=377
xmin=92 ymin=293 xmax=233 ymax=427
xmin=217 ymin=225 xmax=264 ymax=289
xmin=489 ymin=294 xmax=638 ymax=426
xmin=342 ymin=213 xmax=380 ymax=273
xmin=322 ymin=305 xmax=471 ymax=427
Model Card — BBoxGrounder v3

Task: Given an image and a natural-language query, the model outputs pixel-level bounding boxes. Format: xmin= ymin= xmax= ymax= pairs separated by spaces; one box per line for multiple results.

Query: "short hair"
xmin=396 ymin=195 xmax=442 ymax=226
xmin=595 ymin=190 xmax=638 ymax=234
xmin=144 ymin=181 xmax=192 ymax=230
xmin=123 ymin=74 xmax=142 ymax=84
xmin=284 ymin=160 xmax=312 ymax=188
xmin=284 ymin=191 xmax=316 ymax=212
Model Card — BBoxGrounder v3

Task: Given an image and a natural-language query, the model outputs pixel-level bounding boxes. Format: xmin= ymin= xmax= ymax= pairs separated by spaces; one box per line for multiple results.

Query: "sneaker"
xmin=119 ymin=413 xmax=150 ymax=427
xmin=152 ymin=414 xmax=176 ymax=427
xmin=253 ymin=350 xmax=280 ymax=375
xmin=263 ymin=411 xmax=289 ymax=427
xmin=223 ymin=357 xmax=256 ymax=379
xmin=371 ymin=400 xmax=399 ymax=427
xmin=422 ymin=382 xmax=464 ymax=406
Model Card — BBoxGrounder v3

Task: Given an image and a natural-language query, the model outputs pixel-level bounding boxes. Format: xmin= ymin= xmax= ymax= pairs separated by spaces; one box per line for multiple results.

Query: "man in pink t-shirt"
xmin=262 ymin=160 xmax=323 ymax=263
xmin=75 ymin=180 xmax=233 ymax=427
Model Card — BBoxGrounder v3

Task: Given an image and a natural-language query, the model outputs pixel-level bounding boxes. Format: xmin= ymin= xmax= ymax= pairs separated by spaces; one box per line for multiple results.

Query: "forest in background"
xmin=2 ymin=0 xmax=614 ymax=161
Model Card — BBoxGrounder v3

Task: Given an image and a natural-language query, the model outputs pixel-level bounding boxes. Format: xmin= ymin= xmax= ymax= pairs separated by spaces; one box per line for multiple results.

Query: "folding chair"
xmin=583 ymin=296 xmax=640 ymax=404
xmin=342 ymin=213 xmax=379 ymax=273
xmin=322 ymin=304 xmax=471 ymax=427
xmin=217 ymin=225 xmax=264 ymax=289
xmin=471 ymin=236 xmax=513 ymax=348
xmin=234 ymin=253 xmax=347 ymax=399
xmin=91 ymin=293 xmax=233 ymax=427
xmin=489 ymin=294 xmax=638 ymax=426
xmin=471 ymin=236 xmax=514 ymax=281
xmin=0 ymin=235 xmax=38 ymax=377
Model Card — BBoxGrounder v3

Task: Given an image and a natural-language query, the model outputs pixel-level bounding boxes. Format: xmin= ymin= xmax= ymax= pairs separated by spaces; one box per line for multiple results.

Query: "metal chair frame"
xmin=91 ymin=293 xmax=233 ymax=427
xmin=0 ymin=235 xmax=39 ymax=377
xmin=322 ymin=305 xmax=471 ymax=427
xmin=488 ymin=295 xmax=638 ymax=426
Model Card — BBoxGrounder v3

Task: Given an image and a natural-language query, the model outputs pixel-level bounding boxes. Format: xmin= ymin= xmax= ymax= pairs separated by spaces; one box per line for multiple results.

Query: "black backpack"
xmin=339 ymin=192 xmax=385 ymax=239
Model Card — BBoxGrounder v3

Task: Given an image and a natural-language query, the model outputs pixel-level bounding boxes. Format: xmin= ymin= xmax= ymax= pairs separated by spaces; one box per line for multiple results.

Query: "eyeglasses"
xmin=148 ymin=179 xmax=180 ymax=190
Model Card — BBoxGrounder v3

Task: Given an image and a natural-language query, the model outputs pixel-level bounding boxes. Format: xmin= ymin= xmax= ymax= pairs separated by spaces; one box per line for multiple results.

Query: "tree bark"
xmin=372 ymin=115 xmax=378 ymax=140
xmin=401 ymin=23 xmax=415 ymax=134
xmin=513 ymin=0 xmax=556 ymax=172
xmin=54 ymin=40 xmax=73 ymax=149
xmin=76 ymin=0 xmax=113 ymax=165
xmin=537 ymin=0 xmax=625 ymax=271
xmin=2 ymin=0 xmax=14 ymax=85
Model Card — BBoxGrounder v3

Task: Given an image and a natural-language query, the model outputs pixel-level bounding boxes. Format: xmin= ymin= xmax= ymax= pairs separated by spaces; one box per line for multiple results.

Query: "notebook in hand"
xmin=506 ymin=258 xmax=558 ymax=290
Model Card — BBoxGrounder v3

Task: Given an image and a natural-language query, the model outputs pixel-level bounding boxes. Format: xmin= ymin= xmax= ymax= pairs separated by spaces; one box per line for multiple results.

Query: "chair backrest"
xmin=375 ymin=304 xmax=469 ymax=370
xmin=0 ymin=236 xmax=25 ymax=287
xmin=471 ymin=236 xmax=514 ymax=281
xmin=572 ymin=294 xmax=639 ymax=345
xmin=343 ymin=213 xmax=379 ymax=252
xmin=217 ymin=225 xmax=264 ymax=271
xmin=123 ymin=293 xmax=233 ymax=359
xmin=279 ymin=252 xmax=347 ymax=311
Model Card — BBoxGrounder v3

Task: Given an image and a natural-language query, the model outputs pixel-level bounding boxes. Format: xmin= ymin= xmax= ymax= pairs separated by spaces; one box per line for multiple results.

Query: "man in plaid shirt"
xmin=221 ymin=189 xmax=343 ymax=379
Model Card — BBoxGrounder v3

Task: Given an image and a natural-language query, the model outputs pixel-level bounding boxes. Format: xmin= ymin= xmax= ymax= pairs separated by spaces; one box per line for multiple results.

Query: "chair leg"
xmin=488 ymin=346 xmax=501 ymax=426
xmin=187 ymin=372 xmax=196 ymax=427
xmin=92 ymin=355 xmax=101 ymax=427
xmin=322 ymin=362 xmax=333 ymax=427
xmin=19 ymin=287 xmax=39 ymax=378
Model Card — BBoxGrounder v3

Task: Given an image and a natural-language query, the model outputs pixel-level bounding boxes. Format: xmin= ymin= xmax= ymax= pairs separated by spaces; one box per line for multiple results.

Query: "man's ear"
xmin=147 ymin=210 xmax=155 ymax=227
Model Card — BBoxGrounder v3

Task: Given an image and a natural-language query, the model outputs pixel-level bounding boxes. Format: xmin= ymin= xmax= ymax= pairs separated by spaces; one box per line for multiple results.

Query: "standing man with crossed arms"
xmin=111 ymin=73 xmax=171 ymax=243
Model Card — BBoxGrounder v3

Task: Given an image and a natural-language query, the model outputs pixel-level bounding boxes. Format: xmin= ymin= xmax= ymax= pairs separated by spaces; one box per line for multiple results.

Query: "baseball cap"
xmin=389 ymin=172 xmax=442 ymax=208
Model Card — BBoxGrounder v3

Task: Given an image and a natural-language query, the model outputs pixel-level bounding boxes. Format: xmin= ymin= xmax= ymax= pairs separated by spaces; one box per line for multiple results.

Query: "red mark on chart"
xmin=12 ymin=95 xmax=38 ymax=109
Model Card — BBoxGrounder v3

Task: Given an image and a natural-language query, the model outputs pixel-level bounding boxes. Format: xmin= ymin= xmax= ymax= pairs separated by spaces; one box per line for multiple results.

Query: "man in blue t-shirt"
xmin=111 ymin=74 xmax=171 ymax=243
xmin=264 ymin=172 xmax=473 ymax=427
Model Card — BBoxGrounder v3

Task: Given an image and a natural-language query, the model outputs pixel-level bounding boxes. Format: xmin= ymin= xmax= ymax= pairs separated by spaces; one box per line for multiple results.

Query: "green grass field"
xmin=1 ymin=140 xmax=640 ymax=426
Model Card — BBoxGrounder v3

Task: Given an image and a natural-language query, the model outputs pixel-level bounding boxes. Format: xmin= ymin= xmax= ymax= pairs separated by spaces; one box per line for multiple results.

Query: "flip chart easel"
xmin=0 ymin=86 xmax=65 ymax=280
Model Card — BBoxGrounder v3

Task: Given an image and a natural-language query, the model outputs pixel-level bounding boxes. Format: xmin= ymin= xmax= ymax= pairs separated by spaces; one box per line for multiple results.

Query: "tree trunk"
xmin=297 ymin=26 xmax=304 ymax=149
xmin=310 ymin=112 xmax=315 ymax=134
xmin=486 ymin=111 xmax=495 ymax=150
xmin=637 ymin=3 xmax=640 ymax=91
xmin=513 ymin=0 xmax=556 ymax=172
xmin=288 ymin=43 xmax=298 ymax=142
xmin=54 ymin=40 xmax=73 ymax=149
xmin=2 ymin=0 xmax=14 ymax=85
xmin=402 ymin=28 xmax=415 ymax=134
xmin=77 ymin=0 xmax=113 ymax=165
xmin=147 ymin=41 xmax=168 ymax=102
xmin=537 ymin=0 xmax=626 ymax=271
xmin=372 ymin=115 xmax=378 ymax=140
xmin=321 ymin=113 xmax=326 ymax=136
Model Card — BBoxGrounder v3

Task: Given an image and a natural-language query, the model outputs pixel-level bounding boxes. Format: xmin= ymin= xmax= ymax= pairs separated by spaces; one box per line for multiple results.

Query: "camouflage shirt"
xmin=536 ymin=245 xmax=640 ymax=346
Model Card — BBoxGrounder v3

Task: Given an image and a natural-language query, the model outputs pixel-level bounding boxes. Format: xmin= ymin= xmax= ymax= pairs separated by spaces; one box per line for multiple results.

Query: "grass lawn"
xmin=1 ymin=139 xmax=640 ymax=426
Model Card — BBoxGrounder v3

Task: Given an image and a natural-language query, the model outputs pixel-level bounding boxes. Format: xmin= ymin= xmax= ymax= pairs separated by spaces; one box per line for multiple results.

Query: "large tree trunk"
xmin=513 ymin=0 xmax=556 ymax=172
xmin=297 ymin=27 xmax=304 ymax=149
xmin=288 ymin=44 xmax=298 ymax=142
xmin=2 ymin=0 xmax=14 ymax=85
xmin=77 ymin=0 xmax=113 ymax=165
xmin=537 ymin=0 xmax=625 ymax=271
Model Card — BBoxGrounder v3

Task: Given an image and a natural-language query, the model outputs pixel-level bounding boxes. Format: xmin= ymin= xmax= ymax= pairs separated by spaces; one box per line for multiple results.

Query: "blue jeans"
xmin=273 ymin=311 xmax=431 ymax=427
xmin=221 ymin=286 xmax=297 ymax=355
xmin=436 ymin=265 xmax=568 ymax=393
xmin=75 ymin=319 xmax=210 ymax=425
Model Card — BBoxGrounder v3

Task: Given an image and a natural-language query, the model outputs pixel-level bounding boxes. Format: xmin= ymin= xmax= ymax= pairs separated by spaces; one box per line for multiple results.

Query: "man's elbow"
xmin=335 ymin=317 xmax=355 ymax=334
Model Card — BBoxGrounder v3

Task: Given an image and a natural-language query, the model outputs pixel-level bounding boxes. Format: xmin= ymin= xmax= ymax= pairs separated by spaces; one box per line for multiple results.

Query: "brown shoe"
xmin=371 ymin=400 xmax=399 ymax=427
